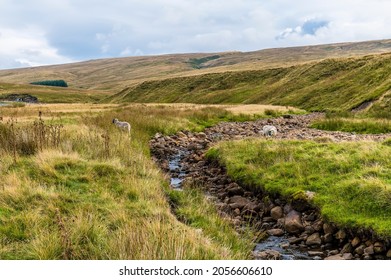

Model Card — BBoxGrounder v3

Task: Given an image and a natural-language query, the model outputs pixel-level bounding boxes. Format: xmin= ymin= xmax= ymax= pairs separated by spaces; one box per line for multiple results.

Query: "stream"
xmin=151 ymin=114 xmax=391 ymax=260
xmin=167 ymin=150 xmax=312 ymax=260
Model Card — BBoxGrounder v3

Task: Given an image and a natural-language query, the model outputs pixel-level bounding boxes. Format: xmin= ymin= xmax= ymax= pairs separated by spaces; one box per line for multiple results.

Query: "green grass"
xmin=207 ymin=139 xmax=391 ymax=237
xmin=188 ymin=55 xmax=221 ymax=69
xmin=311 ymin=118 xmax=391 ymax=134
xmin=0 ymin=82 xmax=110 ymax=103
xmin=110 ymin=54 xmax=391 ymax=116
xmin=0 ymin=105 xmax=258 ymax=259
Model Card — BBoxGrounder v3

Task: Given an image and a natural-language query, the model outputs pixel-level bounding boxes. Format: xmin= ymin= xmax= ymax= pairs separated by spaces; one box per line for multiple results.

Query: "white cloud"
xmin=0 ymin=26 xmax=73 ymax=69
xmin=0 ymin=0 xmax=391 ymax=69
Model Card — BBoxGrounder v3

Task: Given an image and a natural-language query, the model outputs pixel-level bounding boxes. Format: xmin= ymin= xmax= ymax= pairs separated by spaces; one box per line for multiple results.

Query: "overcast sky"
xmin=0 ymin=0 xmax=390 ymax=69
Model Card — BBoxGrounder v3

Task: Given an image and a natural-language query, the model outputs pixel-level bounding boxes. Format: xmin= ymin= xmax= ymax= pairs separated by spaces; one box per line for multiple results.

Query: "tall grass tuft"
xmin=0 ymin=114 xmax=63 ymax=161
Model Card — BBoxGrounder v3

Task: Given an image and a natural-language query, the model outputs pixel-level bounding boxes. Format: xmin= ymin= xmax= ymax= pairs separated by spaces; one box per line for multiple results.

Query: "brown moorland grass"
xmin=1 ymin=103 xmax=285 ymax=259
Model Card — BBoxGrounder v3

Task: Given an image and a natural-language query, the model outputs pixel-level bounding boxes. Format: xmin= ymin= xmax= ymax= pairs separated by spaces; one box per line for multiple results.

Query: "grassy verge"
xmin=207 ymin=139 xmax=391 ymax=237
xmin=0 ymin=104 xmax=264 ymax=259
xmin=311 ymin=117 xmax=391 ymax=134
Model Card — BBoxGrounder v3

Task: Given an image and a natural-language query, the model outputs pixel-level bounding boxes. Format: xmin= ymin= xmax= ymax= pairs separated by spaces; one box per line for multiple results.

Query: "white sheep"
xmin=262 ymin=125 xmax=277 ymax=137
xmin=112 ymin=118 xmax=131 ymax=135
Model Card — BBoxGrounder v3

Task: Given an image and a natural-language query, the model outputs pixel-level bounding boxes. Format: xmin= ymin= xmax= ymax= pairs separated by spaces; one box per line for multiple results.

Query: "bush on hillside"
xmin=30 ymin=80 xmax=68 ymax=87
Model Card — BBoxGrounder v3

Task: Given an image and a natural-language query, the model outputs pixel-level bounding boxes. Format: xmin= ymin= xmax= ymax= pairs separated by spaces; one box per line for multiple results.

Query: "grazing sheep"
xmin=112 ymin=118 xmax=131 ymax=135
xmin=262 ymin=125 xmax=277 ymax=137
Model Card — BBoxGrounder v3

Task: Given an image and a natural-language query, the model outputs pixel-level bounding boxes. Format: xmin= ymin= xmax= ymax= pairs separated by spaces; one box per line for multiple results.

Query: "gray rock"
xmin=284 ymin=210 xmax=304 ymax=234
xmin=288 ymin=237 xmax=305 ymax=245
xmin=226 ymin=183 xmax=244 ymax=196
xmin=228 ymin=196 xmax=251 ymax=210
xmin=342 ymin=253 xmax=354 ymax=260
xmin=308 ymin=251 xmax=324 ymax=257
xmin=254 ymin=249 xmax=281 ymax=260
xmin=351 ymin=237 xmax=361 ymax=248
xmin=270 ymin=206 xmax=284 ymax=220
xmin=323 ymin=223 xmax=337 ymax=235
xmin=364 ymin=245 xmax=374 ymax=255
xmin=304 ymin=226 xmax=315 ymax=235
xmin=335 ymin=229 xmax=347 ymax=241
xmin=306 ymin=233 xmax=322 ymax=246
xmin=312 ymin=219 xmax=324 ymax=232
xmin=354 ymin=245 xmax=366 ymax=255
xmin=325 ymin=255 xmax=345 ymax=260
xmin=323 ymin=233 xmax=334 ymax=243
xmin=373 ymin=242 xmax=386 ymax=254
xmin=328 ymin=250 xmax=340 ymax=256
xmin=267 ymin=229 xmax=285 ymax=237
xmin=340 ymin=243 xmax=353 ymax=254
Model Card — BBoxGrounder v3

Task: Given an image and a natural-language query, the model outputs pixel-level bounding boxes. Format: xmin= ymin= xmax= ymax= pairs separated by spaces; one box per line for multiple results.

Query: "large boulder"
xmin=284 ymin=210 xmax=304 ymax=234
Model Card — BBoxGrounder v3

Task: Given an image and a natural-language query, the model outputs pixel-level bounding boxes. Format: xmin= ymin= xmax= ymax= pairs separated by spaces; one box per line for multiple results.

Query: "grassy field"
xmin=0 ymin=39 xmax=390 ymax=92
xmin=1 ymin=103 xmax=299 ymax=259
xmin=311 ymin=117 xmax=391 ymax=134
xmin=111 ymin=53 xmax=391 ymax=114
xmin=207 ymin=139 xmax=391 ymax=237
xmin=0 ymin=83 xmax=110 ymax=103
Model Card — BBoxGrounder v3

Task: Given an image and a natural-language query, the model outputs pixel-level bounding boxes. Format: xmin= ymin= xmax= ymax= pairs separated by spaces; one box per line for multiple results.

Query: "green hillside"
xmin=109 ymin=53 xmax=391 ymax=113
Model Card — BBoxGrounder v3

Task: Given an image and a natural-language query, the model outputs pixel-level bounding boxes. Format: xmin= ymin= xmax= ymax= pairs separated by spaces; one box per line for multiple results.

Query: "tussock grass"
xmin=311 ymin=117 xmax=391 ymax=134
xmin=112 ymin=54 xmax=391 ymax=116
xmin=0 ymin=104 xmax=258 ymax=259
xmin=207 ymin=139 xmax=391 ymax=237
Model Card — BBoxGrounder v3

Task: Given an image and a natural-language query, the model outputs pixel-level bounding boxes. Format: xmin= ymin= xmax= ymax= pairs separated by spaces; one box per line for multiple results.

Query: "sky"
xmin=0 ymin=0 xmax=391 ymax=69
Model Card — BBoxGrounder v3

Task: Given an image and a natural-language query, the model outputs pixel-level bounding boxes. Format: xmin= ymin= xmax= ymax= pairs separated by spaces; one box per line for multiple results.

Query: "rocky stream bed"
xmin=150 ymin=113 xmax=391 ymax=260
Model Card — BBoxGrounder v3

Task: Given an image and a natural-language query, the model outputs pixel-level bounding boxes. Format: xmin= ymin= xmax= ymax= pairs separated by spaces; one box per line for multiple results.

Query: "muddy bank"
xmin=150 ymin=114 xmax=391 ymax=260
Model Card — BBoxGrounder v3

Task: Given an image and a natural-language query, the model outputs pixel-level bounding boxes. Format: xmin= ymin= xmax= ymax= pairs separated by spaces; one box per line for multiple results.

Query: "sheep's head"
xmin=112 ymin=118 xmax=118 ymax=124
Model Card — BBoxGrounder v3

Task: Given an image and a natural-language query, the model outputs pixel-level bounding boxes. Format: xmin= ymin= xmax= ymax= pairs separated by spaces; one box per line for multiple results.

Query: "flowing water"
xmin=167 ymin=149 xmax=311 ymax=260
xmin=168 ymin=150 xmax=189 ymax=190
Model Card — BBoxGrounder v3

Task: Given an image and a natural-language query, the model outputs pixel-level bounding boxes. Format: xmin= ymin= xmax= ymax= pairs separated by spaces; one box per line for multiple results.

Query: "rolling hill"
xmin=0 ymin=39 xmax=391 ymax=91
xmin=0 ymin=39 xmax=391 ymax=114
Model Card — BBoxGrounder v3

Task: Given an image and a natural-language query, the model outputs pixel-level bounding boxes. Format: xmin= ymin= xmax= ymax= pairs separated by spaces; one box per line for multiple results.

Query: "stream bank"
xmin=150 ymin=114 xmax=391 ymax=260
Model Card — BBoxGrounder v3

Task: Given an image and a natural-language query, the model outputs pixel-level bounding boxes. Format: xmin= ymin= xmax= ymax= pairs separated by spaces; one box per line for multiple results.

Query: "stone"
xmin=351 ymin=237 xmax=361 ymax=248
xmin=243 ymin=202 xmax=262 ymax=212
xmin=335 ymin=229 xmax=347 ymax=241
xmin=325 ymin=255 xmax=345 ymax=260
xmin=308 ymin=251 xmax=324 ymax=257
xmin=270 ymin=206 xmax=284 ymax=220
xmin=354 ymin=245 xmax=366 ymax=255
xmin=196 ymin=132 xmax=207 ymax=139
xmin=364 ymin=245 xmax=374 ymax=255
xmin=254 ymin=249 xmax=281 ymax=260
xmin=304 ymin=226 xmax=315 ymax=235
xmin=373 ymin=242 xmax=386 ymax=254
xmin=284 ymin=210 xmax=304 ymax=234
xmin=226 ymin=183 xmax=244 ymax=196
xmin=340 ymin=243 xmax=353 ymax=254
xmin=323 ymin=223 xmax=337 ymax=235
xmin=342 ymin=253 xmax=353 ymax=260
xmin=328 ymin=250 xmax=339 ymax=256
xmin=267 ymin=229 xmax=285 ymax=237
xmin=228 ymin=196 xmax=251 ymax=210
xmin=306 ymin=233 xmax=322 ymax=246
xmin=262 ymin=217 xmax=275 ymax=223
xmin=387 ymin=249 xmax=391 ymax=258
xmin=288 ymin=237 xmax=305 ymax=245
xmin=312 ymin=219 xmax=324 ymax=232
xmin=323 ymin=233 xmax=334 ymax=243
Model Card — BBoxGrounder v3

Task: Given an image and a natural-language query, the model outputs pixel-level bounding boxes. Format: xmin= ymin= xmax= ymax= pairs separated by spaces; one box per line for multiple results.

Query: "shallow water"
xmin=168 ymin=149 xmax=313 ymax=260
xmin=254 ymin=236 xmax=311 ymax=260
xmin=168 ymin=150 xmax=189 ymax=189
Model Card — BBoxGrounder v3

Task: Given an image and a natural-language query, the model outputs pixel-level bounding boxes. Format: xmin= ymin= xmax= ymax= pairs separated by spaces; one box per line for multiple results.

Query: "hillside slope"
xmin=108 ymin=53 xmax=391 ymax=113
xmin=0 ymin=39 xmax=391 ymax=92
